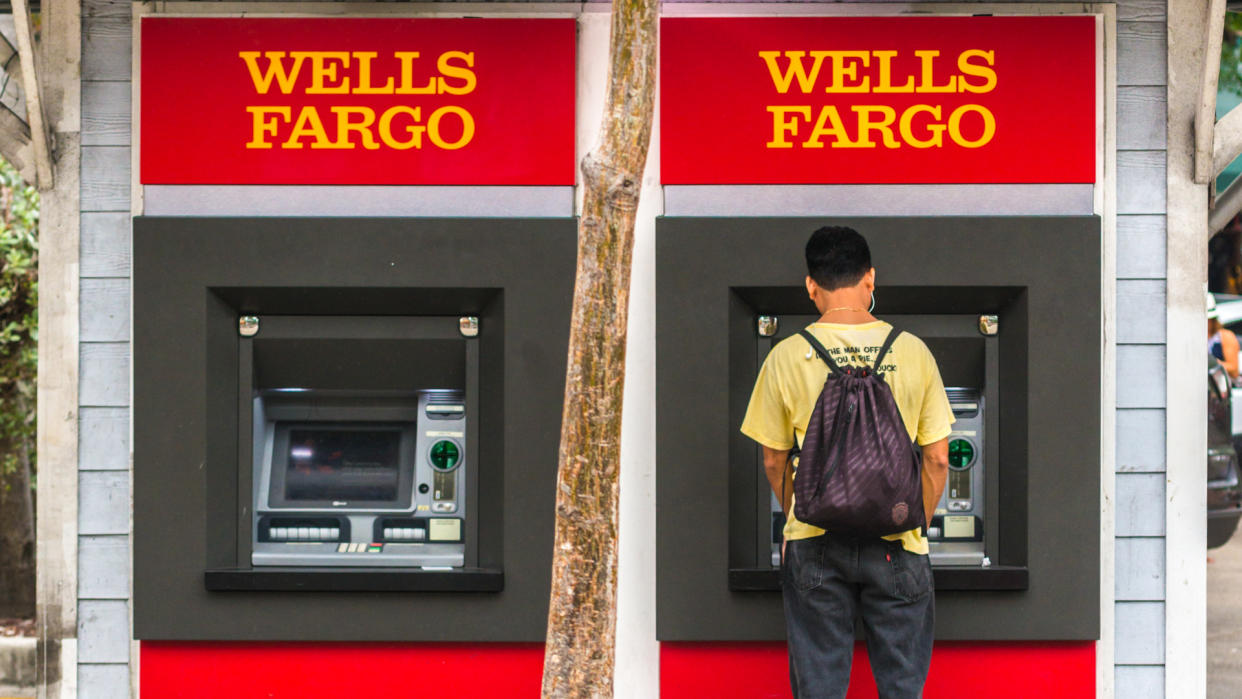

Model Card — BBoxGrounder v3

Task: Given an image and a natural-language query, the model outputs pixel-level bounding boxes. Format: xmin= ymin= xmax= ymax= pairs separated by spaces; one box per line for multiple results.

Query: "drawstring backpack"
xmin=792 ymin=327 xmax=925 ymax=537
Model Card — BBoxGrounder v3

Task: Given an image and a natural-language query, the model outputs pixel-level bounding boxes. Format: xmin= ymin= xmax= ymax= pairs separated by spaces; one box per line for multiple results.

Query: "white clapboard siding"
xmin=1116 ymin=408 xmax=1166 ymax=472
xmin=1115 ymin=665 xmax=1165 ymax=699
xmin=79 ymin=1 xmax=133 ymax=694
xmin=79 ymin=407 xmax=129 ymax=472
xmin=79 ymin=342 xmax=129 ymax=407
xmin=1115 ymin=537 xmax=1165 ymax=601
xmin=1116 ymin=472 xmax=1167 ymax=537
xmin=1117 ymin=279 xmax=1167 ymax=344
xmin=82 ymin=19 xmax=131 ymax=82
xmin=78 ymin=664 xmax=130 ymax=699
xmin=80 ymin=278 xmax=130 ymax=343
xmin=1118 ymin=151 xmax=1167 ymax=214
xmin=81 ymin=146 xmax=131 ymax=212
xmin=83 ymin=82 xmax=131 ymax=147
xmin=80 ymin=212 xmax=131 ymax=278
xmin=1117 ymin=215 xmax=1167 ymax=279
xmin=78 ymin=471 xmax=129 ymax=536
xmin=1117 ymin=0 xmax=1165 ymax=23
xmin=77 ymin=600 xmax=130 ymax=664
xmin=1115 ymin=601 xmax=1166 ymax=665
xmin=1117 ymin=21 xmax=1166 ymax=87
xmin=1118 ymin=87 xmax=1167 ymax=150
xmin=1117 ymin=345 xmax=1166 ymax=408
xmin=78 ymin=536 xmax=129 ymax=600
xmin=84 ymin=0 xmax=132 ymax=20
xmin=1115 ymin=2 xmax=1168 ymax=688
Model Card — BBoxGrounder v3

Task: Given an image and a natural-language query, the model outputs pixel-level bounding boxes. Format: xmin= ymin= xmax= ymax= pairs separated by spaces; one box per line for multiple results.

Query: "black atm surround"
xmin=656 ymin=216 xmax=1101 ymax=642
xmin=133 ymin=217 xmax=575 ymax=642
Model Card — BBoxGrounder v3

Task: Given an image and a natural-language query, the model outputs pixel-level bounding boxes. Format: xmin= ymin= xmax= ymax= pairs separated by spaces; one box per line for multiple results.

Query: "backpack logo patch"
xmin=891 ymin=502 xmax=909 ymax=526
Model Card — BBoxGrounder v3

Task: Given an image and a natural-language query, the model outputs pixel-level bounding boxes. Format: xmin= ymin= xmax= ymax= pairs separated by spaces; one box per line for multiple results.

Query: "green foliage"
xmin=0 ymin=157 xmax=38 ymax=478
xmin=1222 ymin=15 xmax=1242 ymax=97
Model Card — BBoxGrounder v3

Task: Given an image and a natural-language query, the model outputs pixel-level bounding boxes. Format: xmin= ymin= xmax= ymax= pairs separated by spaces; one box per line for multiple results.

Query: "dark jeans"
xmin=782 ymin=534 xmax=934 ymax=699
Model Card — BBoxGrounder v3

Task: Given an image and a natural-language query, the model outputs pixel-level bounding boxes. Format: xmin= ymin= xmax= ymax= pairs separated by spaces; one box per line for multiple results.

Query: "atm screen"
xmin=284 ymin=428 xmax=401 ymax=502
xmin=267 ymin=423 xmax=413 ymax=508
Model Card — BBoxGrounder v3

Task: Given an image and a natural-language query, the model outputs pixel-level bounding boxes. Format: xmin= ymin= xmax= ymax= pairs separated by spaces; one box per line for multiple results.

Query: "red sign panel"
xmin=141 ymin=18 xmax=575 ymax=185
xmin=661 ymin=17 xmax=1096 ymax=184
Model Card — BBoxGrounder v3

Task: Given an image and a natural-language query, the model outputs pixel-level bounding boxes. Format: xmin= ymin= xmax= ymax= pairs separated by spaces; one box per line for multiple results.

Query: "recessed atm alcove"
xmin=656 ymin=216 xmax=1100 ymax=643
xmin=725 ymin=286 xmax=1028 ymax=591
xmin=133 ymin=217 xmax=575 ymax=642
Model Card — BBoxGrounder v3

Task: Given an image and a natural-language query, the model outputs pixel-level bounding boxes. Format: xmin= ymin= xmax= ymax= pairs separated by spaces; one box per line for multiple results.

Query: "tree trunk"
xmin=0 ymin=424 xmax=36 ymax=618
xmin=540 ymin=1 xmax=658 ymax=697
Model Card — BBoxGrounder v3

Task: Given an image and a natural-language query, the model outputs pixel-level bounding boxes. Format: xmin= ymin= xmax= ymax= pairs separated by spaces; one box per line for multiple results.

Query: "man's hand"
xmin=920 ymin=438 xmax=950 ymax=526
xmin=762 ymin=446 xmax=793 ymax=514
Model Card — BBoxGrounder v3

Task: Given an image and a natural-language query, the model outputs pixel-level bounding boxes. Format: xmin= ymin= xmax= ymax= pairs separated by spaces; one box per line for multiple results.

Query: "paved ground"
xmin=1209 ymin=529 xmax=1242 ymax=697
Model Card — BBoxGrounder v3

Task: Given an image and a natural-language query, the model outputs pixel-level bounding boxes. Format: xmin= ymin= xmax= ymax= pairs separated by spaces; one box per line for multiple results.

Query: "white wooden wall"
xmin=79 ymin=0 xmax=131 ymax=696
xmin=1114 ymin=0 xmax=1169 ymax=694
xmin=70 ymin=1 xmax=1172 ymax=697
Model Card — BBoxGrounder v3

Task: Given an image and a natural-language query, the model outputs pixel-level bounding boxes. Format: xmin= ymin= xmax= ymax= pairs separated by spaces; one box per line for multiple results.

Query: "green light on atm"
xmin=430 ymin=440 xmax=460 ymax=471
xmin=948 ymin=438 xmax=974 ymax=470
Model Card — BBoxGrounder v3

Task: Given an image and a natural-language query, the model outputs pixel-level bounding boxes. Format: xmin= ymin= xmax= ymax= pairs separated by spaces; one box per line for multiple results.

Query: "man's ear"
xmin=805 ymin=276 xmax=818 ymax=299
xmin=864 ymin=268 xmax=876 ymax=289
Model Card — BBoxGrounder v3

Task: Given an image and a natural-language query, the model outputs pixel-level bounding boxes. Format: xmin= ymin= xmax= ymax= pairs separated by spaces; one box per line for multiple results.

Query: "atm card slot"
xmin=259 ymin=515 xmax=350 ymax=542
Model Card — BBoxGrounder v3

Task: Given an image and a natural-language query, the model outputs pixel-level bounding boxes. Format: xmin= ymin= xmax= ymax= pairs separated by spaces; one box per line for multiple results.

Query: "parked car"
xmin=1209 ymin=354 xmax=1242 ymax=548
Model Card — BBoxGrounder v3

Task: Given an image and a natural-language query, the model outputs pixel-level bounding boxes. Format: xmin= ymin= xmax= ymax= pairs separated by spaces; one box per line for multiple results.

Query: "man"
xmin=741 ymin=226 xmax=953 ymax=699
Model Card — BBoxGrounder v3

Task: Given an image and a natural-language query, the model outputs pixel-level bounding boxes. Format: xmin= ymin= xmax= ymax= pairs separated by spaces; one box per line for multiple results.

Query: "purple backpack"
xmin=792 ymin=327 xmax=925 ymax=537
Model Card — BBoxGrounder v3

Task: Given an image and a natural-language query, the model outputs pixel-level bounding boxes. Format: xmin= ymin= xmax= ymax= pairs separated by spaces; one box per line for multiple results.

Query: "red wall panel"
xmin=140 ymin=642 xmax=545 ymax=698
xmin=661 ymin=16 xmax=1096 ymax=185
xmin=140 ymin=18 xmax=575 ymax=185
xmin=660 ymin=642 xmax=1097 ymax=698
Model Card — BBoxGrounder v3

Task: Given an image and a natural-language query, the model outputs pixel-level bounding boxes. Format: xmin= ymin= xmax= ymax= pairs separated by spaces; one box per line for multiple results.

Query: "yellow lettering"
xmin=957 ymin=50 xmax=997 ymax=94
xmin=395 ymin=52 xmax=437 ymax=95
xmin=332 ymin=106 xmax=381 ymax=149
xmin=426 ymin=106 xmax=475 ymax=150
xmin=852 ymin=105 xmax=900 ymax=148
xmin=897 ymin=104 xmax=945 ymax=148
xmin=437 ymin=51 xmax=477 ymax=95
xmin=759 ymin=51 xmax=831 ymax=94
xmin=824 ymin=51 xmax=870 ymax=93
xmin=239 ymin=52 xmax=307 ymax=95
xmin=246 ymin=106 xmax=291 ymax=148
xmin=282 ymin=106 xmax=334 ymax=149
xmin=872 ymin=50 xmax=915 ymax=93
xmin=914 ymin=50 xmax=956 ymax=93
xmin=804 ymin=105 xmax=855 ymax=148
xmin=947 ymin=104 xmax=996 ymax=148
xmin=378 ymin=106 xmax=425 ymax=149
xmin=766 ymin=105 xmax=811 ymax=148
xmin=353 ymin=52 xmax=395 ymax=94
xmin=299 ymin=51 xmax=352 ymax=94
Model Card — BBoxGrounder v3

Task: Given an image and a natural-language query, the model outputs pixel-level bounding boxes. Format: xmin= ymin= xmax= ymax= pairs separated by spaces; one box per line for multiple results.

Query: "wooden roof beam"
xmin=11 ymin=0 xmax=51 ymax=189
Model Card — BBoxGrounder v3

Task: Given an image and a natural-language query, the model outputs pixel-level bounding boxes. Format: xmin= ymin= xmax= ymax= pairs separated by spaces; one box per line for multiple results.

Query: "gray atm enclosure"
xmin=133 ymin=217 xmax=575 ymax=641
xmin=656 ymin=216 xmax=1100 ymax=642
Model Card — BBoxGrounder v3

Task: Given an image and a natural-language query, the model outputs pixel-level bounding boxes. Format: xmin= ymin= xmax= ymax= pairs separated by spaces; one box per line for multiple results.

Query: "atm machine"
xmin=754 ymin=313 xmax=996 ymax=569
xmin=252 ymin=389 xmax=469 ymax=568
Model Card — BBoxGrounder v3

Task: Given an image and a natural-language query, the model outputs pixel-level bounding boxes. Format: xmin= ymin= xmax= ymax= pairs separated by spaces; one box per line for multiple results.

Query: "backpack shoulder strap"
xmin=872 ymin=326 xmax=903 ymax=373
xmin=798 ymin=329 xmax=845 ymax=375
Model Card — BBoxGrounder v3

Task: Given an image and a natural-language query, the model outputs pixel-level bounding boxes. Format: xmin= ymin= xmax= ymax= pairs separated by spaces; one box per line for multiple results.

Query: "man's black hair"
xmin=806 ymin=226 xmax=872 ymax=291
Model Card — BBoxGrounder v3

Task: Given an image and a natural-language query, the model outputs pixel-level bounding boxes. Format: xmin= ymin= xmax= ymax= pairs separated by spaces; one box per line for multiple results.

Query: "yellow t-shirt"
xmin=740 ymin=321 xmax=955 ymax=554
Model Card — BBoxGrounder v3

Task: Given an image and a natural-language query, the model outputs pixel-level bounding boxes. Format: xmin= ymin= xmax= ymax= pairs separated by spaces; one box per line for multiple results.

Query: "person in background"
xmin=1210 ymin=291 xmax=1239 ymax=379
